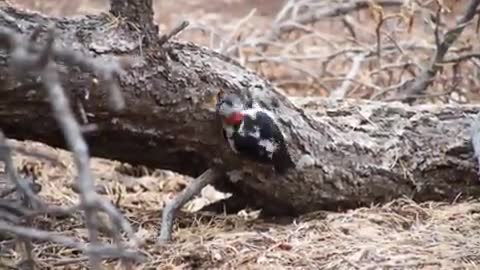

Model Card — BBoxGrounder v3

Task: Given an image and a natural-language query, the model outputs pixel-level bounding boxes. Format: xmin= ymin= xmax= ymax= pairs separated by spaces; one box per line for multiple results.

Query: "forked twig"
xmin=0 ymin=221 xmax=143 ymax=261
xmin=158 ymin=168 xmax=223 ymax=243
xmin=400 ymin=0 xmax=480 ymax=102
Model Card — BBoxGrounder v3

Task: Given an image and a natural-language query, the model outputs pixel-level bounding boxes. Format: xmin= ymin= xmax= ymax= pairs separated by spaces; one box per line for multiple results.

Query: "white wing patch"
xmin=242 ymin=108 xmax=259 ymax=120
xmin=243 ymin=107 xmax=286 ymax=137
xmin=244 ymin=107 xmax=276 ymax=121
xmin=259 ymin=139 xmax=278 ymax=158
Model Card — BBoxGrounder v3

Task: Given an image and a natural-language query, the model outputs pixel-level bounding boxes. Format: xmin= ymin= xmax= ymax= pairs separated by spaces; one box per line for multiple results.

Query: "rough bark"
xmin=0 ymin=1 xmax=479 ymax=216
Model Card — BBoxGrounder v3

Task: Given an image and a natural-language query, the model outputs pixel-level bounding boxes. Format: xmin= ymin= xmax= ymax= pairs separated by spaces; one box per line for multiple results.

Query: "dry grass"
xmin=3 ymin=0 xmax=480 ymax=269
xmin=1 ymin=138 xmax=480 ymax=269
xmin=2 ymin=139 xmax=480 ymax=269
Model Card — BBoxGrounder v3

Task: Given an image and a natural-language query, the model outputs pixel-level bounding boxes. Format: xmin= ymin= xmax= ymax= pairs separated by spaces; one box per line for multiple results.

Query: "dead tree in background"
xmin=0 ymin=0 xmax=480 ymax=226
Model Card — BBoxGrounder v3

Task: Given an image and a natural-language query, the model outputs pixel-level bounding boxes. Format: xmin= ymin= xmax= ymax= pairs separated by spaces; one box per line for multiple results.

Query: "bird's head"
xmin=216 ymin=93 xmax=245 ymax=125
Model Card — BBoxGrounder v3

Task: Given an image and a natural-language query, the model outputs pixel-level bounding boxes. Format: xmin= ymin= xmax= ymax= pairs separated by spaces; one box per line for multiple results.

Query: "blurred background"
xmin=2 ymin=1 xmax=480 ymax=268
xmin=9 ymin=0 xmax=480 ymax=103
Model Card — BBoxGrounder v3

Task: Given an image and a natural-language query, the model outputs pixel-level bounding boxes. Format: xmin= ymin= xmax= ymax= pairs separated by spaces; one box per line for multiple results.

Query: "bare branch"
xmin=38 ymin=28 xmax=102 ymax=269
xmin=220 ymin=8 xmax=257 ymax=54
xmin=158 ymin=21 xmax=190 ymax=47
xmin=265 ymin=0 xmax=404 ymax=42
xmin=375 ymin=14 xmax=404 ymax=64
xmin=401 ymin=0 xmax=480 ymax=102
xmin=0 ymin=23 xmax=140 ymax=268
xmin=158 ymin=168 xmax=223 ymax=243
xmin=441 ymin=52 xmax=480 ymax=63
xmin=330 ymin=53 xmax=367 ymax=99
xmin=0 ymin=221 xmax=144 ymax=261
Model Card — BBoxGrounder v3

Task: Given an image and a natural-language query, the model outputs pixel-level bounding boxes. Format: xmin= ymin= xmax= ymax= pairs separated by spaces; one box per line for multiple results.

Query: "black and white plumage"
xmin=216 ymin=93 xmax=294 ymax=174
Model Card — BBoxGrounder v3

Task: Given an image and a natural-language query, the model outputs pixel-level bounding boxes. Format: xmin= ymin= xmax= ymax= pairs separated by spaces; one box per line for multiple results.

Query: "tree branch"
xmin=41 ymin=29 xmax=103 ymax=269
xmin=401 ymin=0 xmax=480 ymax=102
xmin=441 ymin=52 xmax=480 ymax=63
xmin=0 ymin=221 xmax=144 ymax=261
xmin=265 ymin=0 xmax=404 ymax=42
xmin=158 ymin=168 xmax=223 ymax=243
xmin=0 ymin=9 xmax=142 ymax=267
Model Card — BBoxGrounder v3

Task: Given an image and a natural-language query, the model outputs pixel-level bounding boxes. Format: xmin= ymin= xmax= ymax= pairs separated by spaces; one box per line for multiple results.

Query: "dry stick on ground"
xmin=158 ymin=168 xmax=223 ymax=243
xmin=0 ymin=221 xmax=142 ymax=260
xmin=401 ymin=0 xmax=480 ymax=102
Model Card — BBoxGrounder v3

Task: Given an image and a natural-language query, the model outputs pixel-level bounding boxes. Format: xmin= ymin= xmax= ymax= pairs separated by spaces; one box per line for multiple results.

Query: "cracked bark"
xmin=0 ymin=1 xmax=479 ymax=216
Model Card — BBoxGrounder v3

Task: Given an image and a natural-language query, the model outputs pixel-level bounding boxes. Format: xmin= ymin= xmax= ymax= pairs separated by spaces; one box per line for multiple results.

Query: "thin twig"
xmin=264 ymin=0 xmax=404 ymax=43
xmin=330 ymin=53 xmax=367 ymax=99
xmin=0 ymin=221 xmax=144 ymax=261
xmin=158 ymin=21 xmax=190 ymax=47
xmin=0 ymin=24 xmax=139 ymax=268
xmin=441 ymin=52 xmax=480 ymax=63
xmin=158 ymin=168 xmax=223 ymax=243
xmin=39 ymin=28 xmax=102 ymax=269
xmin=221 ymin=8 xmax=257 ymax=55
xmin=375 ymin=14 xmax=404 ymax=65
xmin=401 ymin=0 xmax=480 ymax=102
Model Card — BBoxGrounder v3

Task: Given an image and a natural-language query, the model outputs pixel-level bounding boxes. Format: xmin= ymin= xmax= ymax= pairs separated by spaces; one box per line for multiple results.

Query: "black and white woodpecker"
xmin=216 ymin=93 xmax=294 ymax=174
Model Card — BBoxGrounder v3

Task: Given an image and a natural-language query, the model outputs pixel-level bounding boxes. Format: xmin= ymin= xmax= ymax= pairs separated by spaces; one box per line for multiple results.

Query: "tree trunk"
xmin=0 ymin=1 xmax=479 ymax=216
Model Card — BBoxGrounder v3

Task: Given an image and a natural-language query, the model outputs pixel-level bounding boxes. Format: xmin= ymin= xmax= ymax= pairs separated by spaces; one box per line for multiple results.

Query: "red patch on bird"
xmin=224 ymin=112 xmax=244 ymax=125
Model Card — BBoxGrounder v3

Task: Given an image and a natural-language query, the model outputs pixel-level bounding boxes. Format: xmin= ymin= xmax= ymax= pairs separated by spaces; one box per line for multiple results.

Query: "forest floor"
xmin=2 ymin=0 xmax=480 ymax=269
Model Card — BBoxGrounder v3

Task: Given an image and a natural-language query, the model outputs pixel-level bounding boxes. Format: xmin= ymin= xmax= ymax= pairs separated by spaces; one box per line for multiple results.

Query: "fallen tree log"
xmin=0 ymin=0 xmax=479 ymax=216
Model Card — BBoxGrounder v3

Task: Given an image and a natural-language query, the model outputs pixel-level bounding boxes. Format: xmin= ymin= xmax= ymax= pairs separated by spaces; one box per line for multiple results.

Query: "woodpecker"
xmin=216 ymin=93 xmax=294 ymax=174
